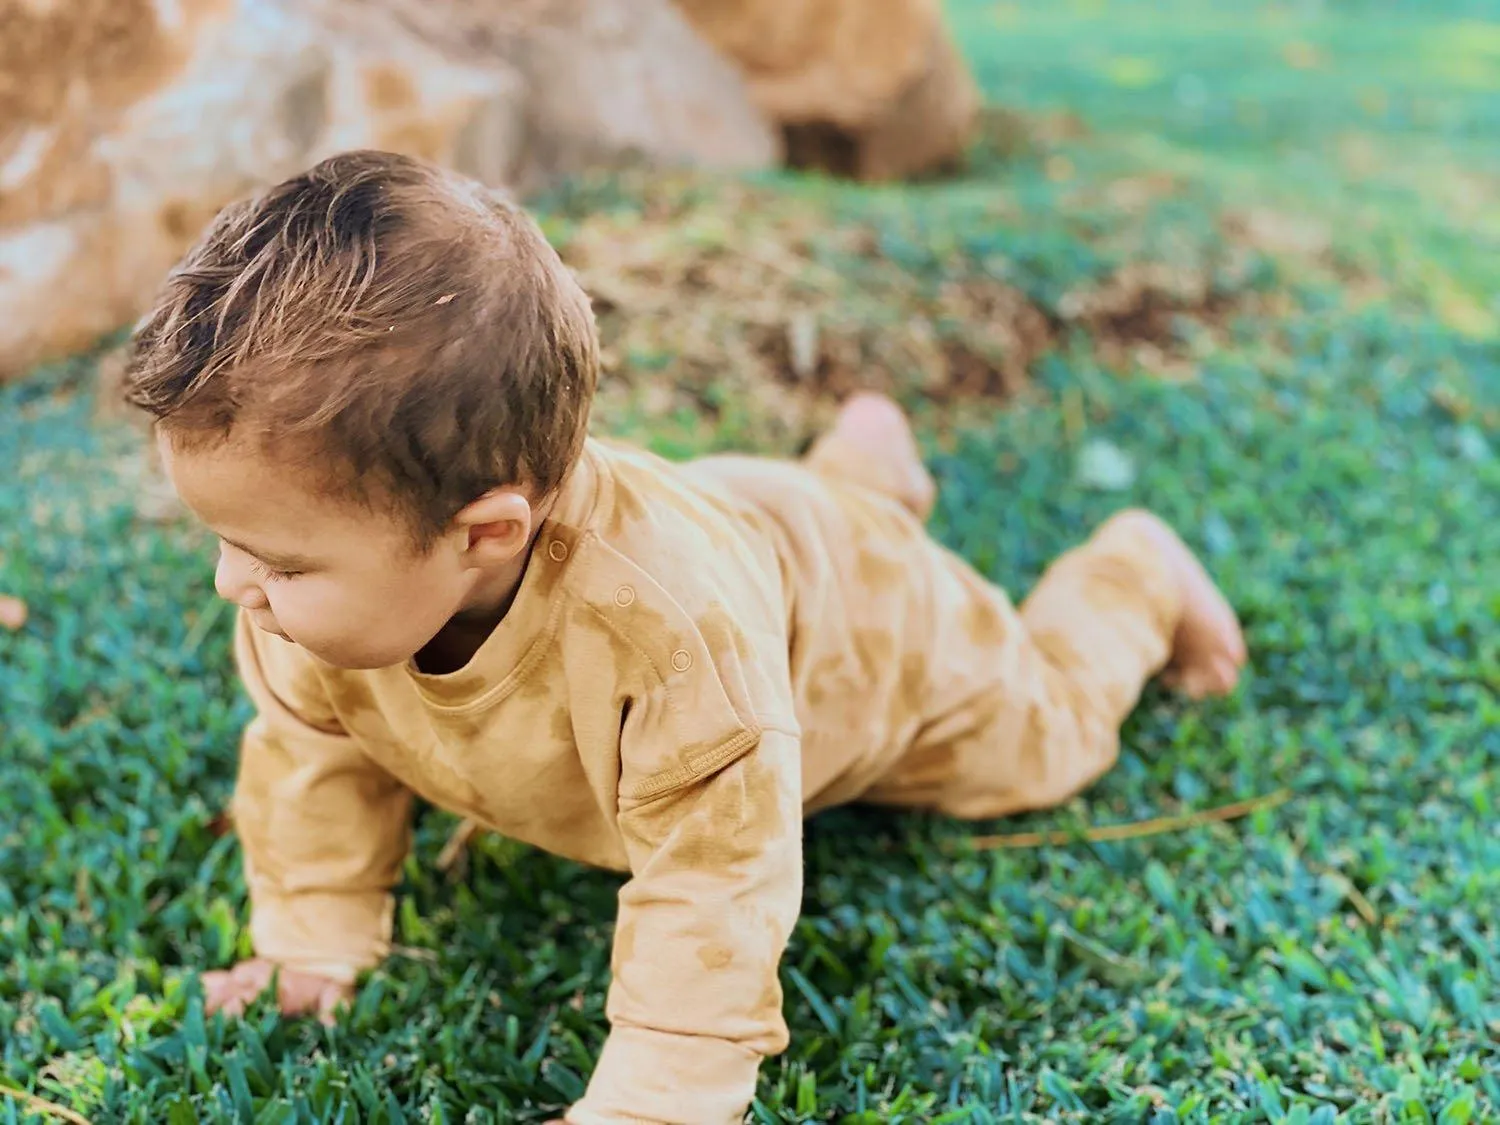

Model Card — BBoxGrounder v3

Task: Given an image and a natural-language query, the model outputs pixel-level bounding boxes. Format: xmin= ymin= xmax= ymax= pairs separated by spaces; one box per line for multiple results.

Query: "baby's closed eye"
xmin=250 ymin=559 xmax=303 ymax=583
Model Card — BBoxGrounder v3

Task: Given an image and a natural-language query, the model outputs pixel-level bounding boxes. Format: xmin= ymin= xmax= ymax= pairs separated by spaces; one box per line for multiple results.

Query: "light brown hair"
xmin=123 ymin=149 xmax=599 ymax=545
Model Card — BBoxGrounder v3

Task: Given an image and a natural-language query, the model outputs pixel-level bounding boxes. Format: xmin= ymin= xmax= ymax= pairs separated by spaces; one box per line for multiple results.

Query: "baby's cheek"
xmin=272 ymin=584 xmax=337 ymax=637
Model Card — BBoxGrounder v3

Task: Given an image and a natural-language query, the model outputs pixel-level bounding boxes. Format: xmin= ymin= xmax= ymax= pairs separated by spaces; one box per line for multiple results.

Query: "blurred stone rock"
xmin=673 ymin=0 xmax=980 ymax=180
xmin=0 ymin=0 xmax=778 ymax=379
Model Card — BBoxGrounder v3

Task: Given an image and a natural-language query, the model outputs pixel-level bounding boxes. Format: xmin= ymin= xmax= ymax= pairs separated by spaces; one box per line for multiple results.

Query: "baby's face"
xmin=159 ymin=431 xmax=475 ymax=670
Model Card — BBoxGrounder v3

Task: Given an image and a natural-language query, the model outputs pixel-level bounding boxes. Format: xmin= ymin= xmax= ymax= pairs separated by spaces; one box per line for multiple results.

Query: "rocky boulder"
xmin=0 ymin=0 xmax=779 ymax=379
xmin=673 ymin=0 xmax=980 ymax=180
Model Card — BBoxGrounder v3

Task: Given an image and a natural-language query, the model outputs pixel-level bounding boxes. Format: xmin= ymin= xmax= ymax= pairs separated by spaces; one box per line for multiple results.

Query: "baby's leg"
xmin=863 ymin=512 xmax=1246 ymax=819
xmin=804 ymin=392 xmax=937 ymax=521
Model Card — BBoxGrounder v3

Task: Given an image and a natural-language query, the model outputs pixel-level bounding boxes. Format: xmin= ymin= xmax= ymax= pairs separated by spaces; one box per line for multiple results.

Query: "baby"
xmin=122 ymin=150 xmax=1245 ymax=1125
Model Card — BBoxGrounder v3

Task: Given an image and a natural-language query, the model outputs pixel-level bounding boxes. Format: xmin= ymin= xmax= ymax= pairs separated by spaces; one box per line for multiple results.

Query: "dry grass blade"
xmin=956 ymin=789 xmax=1293 ymax=850
xmin=1308 ymin=863 xmax=1381 ymax=926
xmin=437 ymin=818 xmax=482 ymax=873
xmin=1335 ymin=876 xmax=1380 ymax=926
xmin=0 ymin=1086 xmax=95 ymax=1125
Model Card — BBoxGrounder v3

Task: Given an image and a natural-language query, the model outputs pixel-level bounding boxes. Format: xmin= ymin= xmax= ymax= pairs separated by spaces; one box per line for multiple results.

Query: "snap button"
xmin=614 ymin=585 xmax=636 ymax=607
xmin=547 ymin=540 xmax=569 ymax=562
xmin=671 ymin=649 xmax=692 ymax=672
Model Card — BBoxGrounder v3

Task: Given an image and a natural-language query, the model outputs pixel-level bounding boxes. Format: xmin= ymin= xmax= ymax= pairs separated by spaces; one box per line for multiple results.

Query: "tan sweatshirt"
xmin=230 ymin=436 xmax=1179 ymax=1124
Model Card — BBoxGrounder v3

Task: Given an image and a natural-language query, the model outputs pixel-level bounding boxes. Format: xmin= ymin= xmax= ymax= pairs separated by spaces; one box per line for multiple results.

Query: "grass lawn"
xmin=2 ymin=0 xmax=1498 ymax=1121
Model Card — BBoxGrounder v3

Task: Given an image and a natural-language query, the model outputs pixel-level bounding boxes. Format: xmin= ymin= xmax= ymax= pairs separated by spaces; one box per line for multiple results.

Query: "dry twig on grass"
xmin=437 ymin=819 xmax=482 ymax=874
xmin=955 ymin=788 xmax=1292 ymax=850
xmin=0 ymin=1086 xmax=94 ymax=1125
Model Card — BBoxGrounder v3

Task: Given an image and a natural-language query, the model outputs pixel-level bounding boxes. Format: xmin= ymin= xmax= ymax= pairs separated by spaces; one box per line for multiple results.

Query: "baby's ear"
xmin=454 ymin=488 xmax=533 ymax=566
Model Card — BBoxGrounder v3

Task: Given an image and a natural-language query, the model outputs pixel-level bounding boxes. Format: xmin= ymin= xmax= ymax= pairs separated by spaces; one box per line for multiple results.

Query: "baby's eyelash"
xmin=250 ymin=559 xmax=300 ymax=583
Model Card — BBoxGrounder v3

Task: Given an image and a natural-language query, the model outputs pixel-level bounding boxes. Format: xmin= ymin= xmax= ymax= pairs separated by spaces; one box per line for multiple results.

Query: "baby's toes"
xmin=1162 ymin=657 xmax=1234 ymax=700
xmin=1227 ymin=623 xmax=1249 ymax=665
xmin=1210 ymin=654 xmax=1242 ymax=694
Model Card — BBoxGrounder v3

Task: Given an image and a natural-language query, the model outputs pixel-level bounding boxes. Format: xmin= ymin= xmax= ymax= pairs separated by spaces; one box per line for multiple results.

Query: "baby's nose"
xmin=215 ymin=553 xmax=270 ymax=610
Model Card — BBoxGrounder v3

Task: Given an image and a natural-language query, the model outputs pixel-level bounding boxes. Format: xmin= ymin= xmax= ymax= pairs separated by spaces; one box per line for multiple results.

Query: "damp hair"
xmin=123 ymin=149 xmax=599 ymax=546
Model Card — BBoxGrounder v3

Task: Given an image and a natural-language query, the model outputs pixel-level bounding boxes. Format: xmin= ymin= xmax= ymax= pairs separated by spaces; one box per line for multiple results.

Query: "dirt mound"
xmin=556 ymin=172 xmax=1253 ymax=443
xmin=556 ymin=175 xmax=1051 ymax=442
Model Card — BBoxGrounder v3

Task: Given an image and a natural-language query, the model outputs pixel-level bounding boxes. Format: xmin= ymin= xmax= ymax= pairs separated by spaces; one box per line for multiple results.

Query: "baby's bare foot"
xmin=813 ymin=392 xmax=937 ymax=521
xmin=1113 ymin=510 xmax=1247 ymax=699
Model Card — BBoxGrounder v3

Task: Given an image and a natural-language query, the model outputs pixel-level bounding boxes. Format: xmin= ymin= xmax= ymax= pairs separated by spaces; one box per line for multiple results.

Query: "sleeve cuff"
xmin=565 ymin=1024 xmax=761 ymax=1125
xmin=248 ymin=889 xmax=394 ymax=985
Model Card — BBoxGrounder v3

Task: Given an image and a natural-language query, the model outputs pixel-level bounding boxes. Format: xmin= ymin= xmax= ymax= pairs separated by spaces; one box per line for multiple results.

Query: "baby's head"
xmin=123 ymin=150 xmax=598 ymax=669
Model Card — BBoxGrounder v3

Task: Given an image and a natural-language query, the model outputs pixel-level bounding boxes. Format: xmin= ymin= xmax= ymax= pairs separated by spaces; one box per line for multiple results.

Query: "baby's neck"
xmin=413 ymin=494 xmax=559 ymax=675
xmin=412 ymin=561 xmax=526 ymax=675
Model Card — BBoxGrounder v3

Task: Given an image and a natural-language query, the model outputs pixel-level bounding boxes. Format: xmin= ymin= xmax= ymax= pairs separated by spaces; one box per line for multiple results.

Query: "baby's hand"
xmin=202 ymin=958 xmax=353 ymax=1026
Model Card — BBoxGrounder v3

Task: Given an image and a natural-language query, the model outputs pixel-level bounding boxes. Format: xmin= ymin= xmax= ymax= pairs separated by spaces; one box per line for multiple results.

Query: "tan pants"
xmin=802 ymin=434 xmax=1181 ymax=822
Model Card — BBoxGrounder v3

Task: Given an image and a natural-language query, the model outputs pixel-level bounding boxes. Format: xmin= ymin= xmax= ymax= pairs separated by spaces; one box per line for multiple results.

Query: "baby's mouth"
xmin=250 ymin=612 xmax=290 ymax=641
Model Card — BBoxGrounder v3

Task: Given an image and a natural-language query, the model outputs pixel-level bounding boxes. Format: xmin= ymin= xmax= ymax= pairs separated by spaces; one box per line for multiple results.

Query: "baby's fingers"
xmin=264 ymin=968 xmax=337 ymax=1018
xmin=199 ymin=960 xmax=351 ymax=1023
xmin=200 ymin=969 xmax=234 ymax=1013
xmin=202 ymin=965 xmax=268 ymax=1016
xmin=314 ymin=981 xmax=353 ymax=1027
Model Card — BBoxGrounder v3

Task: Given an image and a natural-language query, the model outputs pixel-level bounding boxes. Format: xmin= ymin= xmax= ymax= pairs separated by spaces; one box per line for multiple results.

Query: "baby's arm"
xmin=566 ymin=724 xmax=803 ymax=1125
xmin=206 ymin=613 xmax=412 ymax=1018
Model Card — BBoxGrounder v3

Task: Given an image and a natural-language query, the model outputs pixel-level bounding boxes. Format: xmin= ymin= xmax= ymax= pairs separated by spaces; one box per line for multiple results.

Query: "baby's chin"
xmin=277 ymin=628 xmax=418 ymax=671
xmin=313 ymin=644 xmax=417 ymax=671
